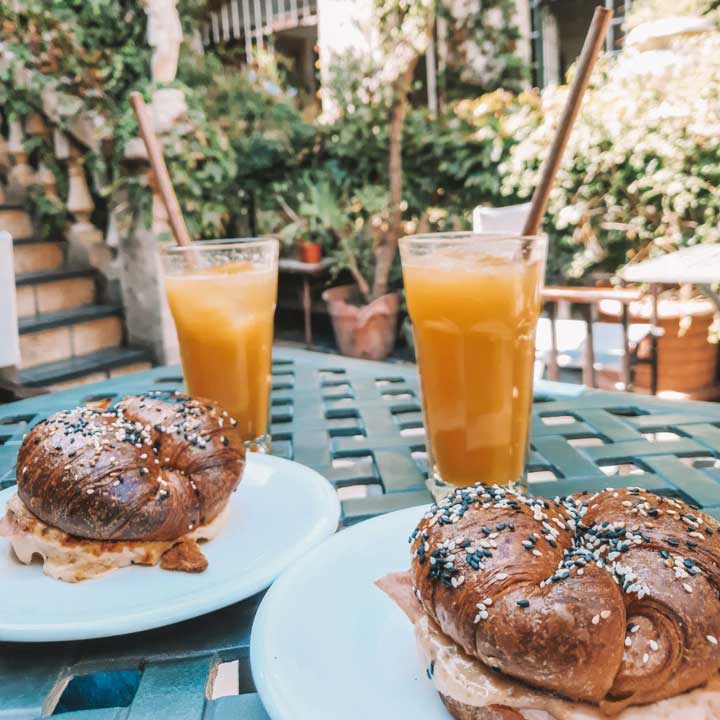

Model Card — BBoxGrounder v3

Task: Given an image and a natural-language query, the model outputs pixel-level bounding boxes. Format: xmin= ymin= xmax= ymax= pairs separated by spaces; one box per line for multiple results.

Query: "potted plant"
xmin=279 ymin=178 xmax=401 ymax=360
xmin=319 ymin=1 xmax=435 ymax=360
xmin=322 ymin=184 xmax=402 ymax=360
xmin=277 ymin=176 xmax=339 ymax=263
xmin=298 ymin=239 xmax=322 ymax=263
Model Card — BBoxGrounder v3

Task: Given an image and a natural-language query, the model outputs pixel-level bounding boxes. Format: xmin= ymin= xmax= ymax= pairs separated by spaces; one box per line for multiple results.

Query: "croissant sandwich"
xmin=0 ymin=391 xmax=246 ymax=582
xmin=378 ymin=483 xmax=720 ymax=718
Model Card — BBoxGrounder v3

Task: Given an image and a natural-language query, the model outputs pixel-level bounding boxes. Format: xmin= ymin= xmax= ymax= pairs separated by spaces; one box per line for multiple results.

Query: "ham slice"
xmin=376 ymin=571 xmax=720 ymax=720
xmin=375 ymin=570 xmax=425 ymax=623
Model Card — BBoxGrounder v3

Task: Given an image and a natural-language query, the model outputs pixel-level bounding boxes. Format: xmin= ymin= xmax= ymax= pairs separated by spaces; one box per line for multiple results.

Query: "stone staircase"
xmin=5 ymin=204 xmax=153 ymax=391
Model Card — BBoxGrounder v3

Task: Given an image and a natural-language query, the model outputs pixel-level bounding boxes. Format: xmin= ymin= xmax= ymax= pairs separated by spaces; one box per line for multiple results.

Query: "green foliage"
xmin=24 ymin=186 xmax=68 ymax=241
xmin=0 ymin=3 xmax=300 ymax=241
xmin=438 ymin=0 xmax=529 ymax=99
xmin=500 ymin=30 xmax=720 ymax=281
xmin=0 ymin=0 xmax=530 ymax=285
xmin=260 ymin=85 xmax=534 ymax=280
xmin=20 ymin=137 xmax=71 ymax=240
xmin=183 ymin=50 xmax=316 ymax=232
xmin=275 ymin=173 xmax=354 ymax=250
xmin=0 ymin=0 xmax=150 ymax=118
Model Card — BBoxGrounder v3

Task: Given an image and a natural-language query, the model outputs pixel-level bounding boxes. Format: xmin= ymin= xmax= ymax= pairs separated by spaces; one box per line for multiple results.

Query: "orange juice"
xmin=403 ymin=251 xmax=542 ymax=487
xmin=165 ymin=261 xmax=277 ymax=443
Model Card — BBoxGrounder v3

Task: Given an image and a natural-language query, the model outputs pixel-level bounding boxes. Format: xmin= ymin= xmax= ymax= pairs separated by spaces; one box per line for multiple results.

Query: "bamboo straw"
xmin=522 ymin=6 xmax=613 ymax=238
xmin=129 ymin=92 xmax=192 ymax=248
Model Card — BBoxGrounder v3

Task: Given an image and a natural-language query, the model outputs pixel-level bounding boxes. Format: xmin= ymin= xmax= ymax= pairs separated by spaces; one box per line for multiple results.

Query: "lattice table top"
xmin=1 ymin=348 xmax=720 ymax=719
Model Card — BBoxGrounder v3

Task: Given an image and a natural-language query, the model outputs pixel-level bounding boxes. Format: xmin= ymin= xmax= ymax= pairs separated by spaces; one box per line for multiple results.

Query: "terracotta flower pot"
xmin=322 ymin=284 xmax=400 ymax=361
xmin=298 ymin=241 xmax=322 ymax=264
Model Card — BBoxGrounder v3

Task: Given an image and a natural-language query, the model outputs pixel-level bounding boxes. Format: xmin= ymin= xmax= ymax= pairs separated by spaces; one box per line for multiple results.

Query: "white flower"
xmin=557 ymin=205 xmax=583 ymax=229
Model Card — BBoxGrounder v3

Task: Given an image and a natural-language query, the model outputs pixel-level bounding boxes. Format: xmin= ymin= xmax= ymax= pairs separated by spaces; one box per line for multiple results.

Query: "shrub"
xmin=499 ymin=28 xmax=720 ymax=281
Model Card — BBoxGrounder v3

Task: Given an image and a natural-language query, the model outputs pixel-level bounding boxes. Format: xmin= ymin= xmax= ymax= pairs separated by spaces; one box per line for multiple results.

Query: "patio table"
xmin=277 ymin=258 xmax=334 ymax=348
xmin=620 ymin=244 xmax=720 ymax=313
xmin=2 ymin=347 xmax=720 ymax=719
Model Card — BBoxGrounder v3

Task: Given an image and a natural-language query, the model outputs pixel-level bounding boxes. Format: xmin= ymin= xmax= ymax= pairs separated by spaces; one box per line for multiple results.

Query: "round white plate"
xmin=0 ymin=453 xmax=340 ymax=642
xmin=251 ymin=504 xmax=452 ymax=720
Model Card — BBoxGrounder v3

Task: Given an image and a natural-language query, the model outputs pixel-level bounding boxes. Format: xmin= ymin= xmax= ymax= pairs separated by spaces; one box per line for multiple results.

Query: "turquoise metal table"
xmin=2 ymin=347 xmax=720 ymax=719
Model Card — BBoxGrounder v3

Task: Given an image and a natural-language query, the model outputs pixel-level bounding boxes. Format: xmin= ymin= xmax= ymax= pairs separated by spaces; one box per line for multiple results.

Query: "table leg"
xmin=548 ymin=302 xmax=559 ymax=381
xmin=650 ymin=284 xmax=659 ymax=395
xmin=621 ymin=303 xmax=631 ymax=391
xmin=582 ymin=304 xmax=596 ymax=388
xmin=303 ymin=277 xmax=312 ymax=348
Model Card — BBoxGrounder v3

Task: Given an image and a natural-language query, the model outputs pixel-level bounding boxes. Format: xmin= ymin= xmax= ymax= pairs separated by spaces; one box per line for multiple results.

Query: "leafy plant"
xmin=24 ymin=184 xmax=68 ymax=240
xmin=0 ymin=0 xmax=151 ymax=118
xmin=0 ymin=0 xmax=536 ymax=290
xmin=438 ymin=0 xmax=529 ymax=100
xmin=276 ymin=174 xmax=349 ymax=250
xmin=499 ymin=28 xmax=720 ymax=281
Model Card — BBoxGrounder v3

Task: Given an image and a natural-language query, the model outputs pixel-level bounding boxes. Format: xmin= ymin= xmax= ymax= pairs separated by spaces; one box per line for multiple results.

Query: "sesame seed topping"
xmin=409 ymin=483 xmax=717 ymax=626
xmin=708 ymin=635 xmax=718 ymax=645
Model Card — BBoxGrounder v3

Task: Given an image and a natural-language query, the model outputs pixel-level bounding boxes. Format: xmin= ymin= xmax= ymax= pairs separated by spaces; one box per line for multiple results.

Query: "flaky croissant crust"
xmin=410 ymin=485 xmax=720 ymax=713
xmin=16 ymin=391 xmax=245 ymax=541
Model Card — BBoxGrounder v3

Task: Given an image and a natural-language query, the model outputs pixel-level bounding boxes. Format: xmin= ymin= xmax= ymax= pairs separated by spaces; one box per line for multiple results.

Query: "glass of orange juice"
xmin=160 ymin=238 xmax=279 ymax=452
xmin=399 ymin=232 xmax=547 ymax=499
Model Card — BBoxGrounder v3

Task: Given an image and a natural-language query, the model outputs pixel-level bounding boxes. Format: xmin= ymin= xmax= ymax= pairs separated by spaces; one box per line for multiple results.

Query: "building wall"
xmin=514 ymin=0 xmax=534 ymax=70
xmin=549 ymin=0 xmax=601 ymax=80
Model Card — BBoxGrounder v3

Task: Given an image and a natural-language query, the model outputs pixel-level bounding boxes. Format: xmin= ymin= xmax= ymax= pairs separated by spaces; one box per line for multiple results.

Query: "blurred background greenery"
xmin=1 ymin=0 xmax=719 ymax=292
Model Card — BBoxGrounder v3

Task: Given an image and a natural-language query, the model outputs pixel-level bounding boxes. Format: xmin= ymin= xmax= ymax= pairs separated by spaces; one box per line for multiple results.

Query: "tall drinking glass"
xmin=160 ymin=238 xmax=279 ymax=452
xmin=399 ymin=232 xmax=547 ymax=499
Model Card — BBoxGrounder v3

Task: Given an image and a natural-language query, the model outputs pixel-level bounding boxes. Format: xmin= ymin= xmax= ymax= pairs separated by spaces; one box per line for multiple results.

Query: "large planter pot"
xmin=322 ymin=284 xmax=399 ymax=361
xmin=598 ymin=297 xmax=718 ymax=399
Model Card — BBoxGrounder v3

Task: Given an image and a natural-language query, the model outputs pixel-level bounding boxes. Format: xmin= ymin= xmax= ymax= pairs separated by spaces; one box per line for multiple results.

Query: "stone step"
xmin=15 ymin=267 xmax=97 ymax=318
xmin=18 ymin=346 xmax=153 ymax=391
xmin=13 ymin=237 xmax=65 ymax=274
xmin=0 ymin=204 xmax=33 ymax=238
xmin=18 ymin=305 xmax=124 ymax=369
xmin=18 ymin=303 xmax=123 ymax=335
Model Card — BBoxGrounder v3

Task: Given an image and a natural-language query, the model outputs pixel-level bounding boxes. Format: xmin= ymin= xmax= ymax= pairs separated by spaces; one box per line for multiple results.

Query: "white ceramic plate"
xmin=0 ymin=453 xmax=340 ymax=642
xmin=251 ymin=504 xmax=452 ymax=720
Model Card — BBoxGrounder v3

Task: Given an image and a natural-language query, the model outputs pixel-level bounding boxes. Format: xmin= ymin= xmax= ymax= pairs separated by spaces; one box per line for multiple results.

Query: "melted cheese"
xmin=1 ymin=494 xmax=228 ymax=582
xmin=415 ymin=614 xmax=720 ymax=719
